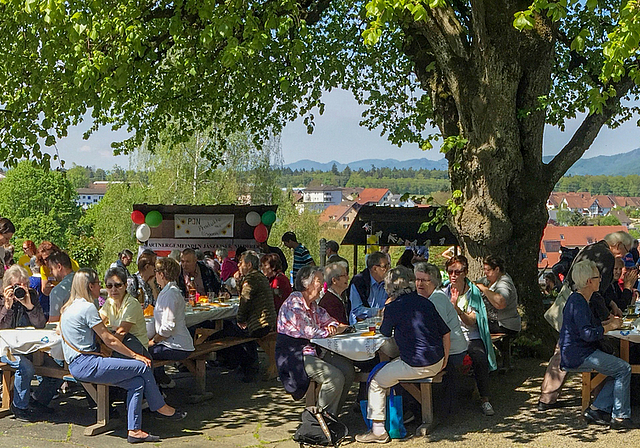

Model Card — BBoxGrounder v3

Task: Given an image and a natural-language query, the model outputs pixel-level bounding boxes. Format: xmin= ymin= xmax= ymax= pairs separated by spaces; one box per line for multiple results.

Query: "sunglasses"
xmin=106 ymin=282 xmax=124 ymax=289
xmin=447 ymin=269 xmax=465 ymax=276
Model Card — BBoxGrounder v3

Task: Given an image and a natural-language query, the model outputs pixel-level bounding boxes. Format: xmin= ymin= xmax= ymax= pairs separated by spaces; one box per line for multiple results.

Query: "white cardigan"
xmin=154 ymin=282 xmax=194 ymax=352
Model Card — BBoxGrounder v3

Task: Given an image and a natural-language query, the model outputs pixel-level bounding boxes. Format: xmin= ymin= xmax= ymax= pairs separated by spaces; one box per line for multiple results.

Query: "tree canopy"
xmin=0 ymin=0 xmax=639 ymax=167
xmin=0 ymin=161 xmax=81 ymax=246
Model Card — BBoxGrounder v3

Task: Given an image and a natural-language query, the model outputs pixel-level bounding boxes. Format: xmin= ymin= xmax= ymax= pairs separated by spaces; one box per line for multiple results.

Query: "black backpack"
xmin=293 ymin=407 xmax=348 ymax=447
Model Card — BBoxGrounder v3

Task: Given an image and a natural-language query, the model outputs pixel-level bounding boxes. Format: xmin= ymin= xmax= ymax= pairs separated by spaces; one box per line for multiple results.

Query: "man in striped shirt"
xmin=281 ymin=232 xmax=315 ymax=286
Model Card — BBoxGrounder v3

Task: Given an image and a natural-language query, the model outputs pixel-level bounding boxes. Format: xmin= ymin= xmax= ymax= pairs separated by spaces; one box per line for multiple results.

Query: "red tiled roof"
xmin=593 ymin=195 xmax=616 ymax=209
xmin=356 ymin=188 xmax=390 ymax=205
xmin=561 ymin=192 xmax=592 ymax=209
xmin=538 ymin=224 xmax=628 ymax=268
xmin=547 ymin=193 xmax=564 ymax=207
xmin=319 ymin=203 xmax=355 ymax=223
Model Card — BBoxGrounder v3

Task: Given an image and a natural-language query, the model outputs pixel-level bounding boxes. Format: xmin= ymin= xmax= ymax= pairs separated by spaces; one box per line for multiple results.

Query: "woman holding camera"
xmin=0 ymin=265 xmax=62 ymax=421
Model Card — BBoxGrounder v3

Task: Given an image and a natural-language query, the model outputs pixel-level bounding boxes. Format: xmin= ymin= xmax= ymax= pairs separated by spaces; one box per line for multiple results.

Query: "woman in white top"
xmin=149 ymin=257 xmax=195 ymax=388
xmin=60 ymin=268 xmax=185 ymax=444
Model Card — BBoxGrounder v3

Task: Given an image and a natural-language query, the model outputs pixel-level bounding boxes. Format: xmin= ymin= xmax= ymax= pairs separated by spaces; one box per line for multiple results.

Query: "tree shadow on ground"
xmin=421 ymin=357 xmax=622 ymax=445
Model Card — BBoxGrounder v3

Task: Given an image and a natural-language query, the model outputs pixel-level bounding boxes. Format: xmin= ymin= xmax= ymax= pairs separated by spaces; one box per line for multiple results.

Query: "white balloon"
xmin=136 ymin=224 xmax=151 ymax=242
xmin=245 ymin=211 xmax=261 ymax=227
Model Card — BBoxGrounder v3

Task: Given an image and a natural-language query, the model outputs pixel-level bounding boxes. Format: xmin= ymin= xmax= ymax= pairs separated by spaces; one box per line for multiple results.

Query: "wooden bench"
xmin=151 ymin=330 xmax=278 ymax=394
xmin=580 ymin=340 xmax=640 ymax=412
xmin=0 ymin=360 xmax=112 ymax=436
xmin=305 ymin=369 xmax=445 ymax=436
xmin=152 ymin=335 xmax=257 ymax=395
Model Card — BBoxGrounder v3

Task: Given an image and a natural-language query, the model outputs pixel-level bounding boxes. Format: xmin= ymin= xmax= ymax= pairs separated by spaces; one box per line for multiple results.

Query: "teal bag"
xmin=360 ymin=362 xmax=407 ymax=439
xmin=386 ymin=387 xmax=407 ymax=439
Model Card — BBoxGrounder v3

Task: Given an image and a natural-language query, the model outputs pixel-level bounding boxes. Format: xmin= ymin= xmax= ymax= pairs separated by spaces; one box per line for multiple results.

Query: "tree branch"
xmin=424 ymin=5 xmax=469 ymax=61
xmin=545 ymin=75 xmax=637 ymax=186
xmin=299 ymin=0 xmax=332 ymax=25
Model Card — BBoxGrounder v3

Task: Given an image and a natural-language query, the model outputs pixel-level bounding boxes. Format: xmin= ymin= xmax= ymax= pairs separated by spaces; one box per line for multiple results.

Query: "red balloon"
xmin=131 ymin=210 xmax=145 ymax=225
xmin=254 ymin=223 xmax=269 ymax=243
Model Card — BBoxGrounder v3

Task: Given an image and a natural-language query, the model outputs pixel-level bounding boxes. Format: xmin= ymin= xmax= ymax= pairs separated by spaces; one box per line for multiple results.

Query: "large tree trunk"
xmin=403 ymin=2 xmax=558 ymax=351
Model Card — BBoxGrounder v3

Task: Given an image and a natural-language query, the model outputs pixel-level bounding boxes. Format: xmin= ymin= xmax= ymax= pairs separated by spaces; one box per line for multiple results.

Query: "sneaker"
xmin=481 ymin=401 xmax=495 ymax=416
xmin=355 ymin=430 xmax=390 ymax=444
xmin=10 ymin=403 xmax=37 ymax=422
xmin=610 ymin=418 xmax=639 ymax=430
xmin=584 ymin=408 xmax=611 ymax=426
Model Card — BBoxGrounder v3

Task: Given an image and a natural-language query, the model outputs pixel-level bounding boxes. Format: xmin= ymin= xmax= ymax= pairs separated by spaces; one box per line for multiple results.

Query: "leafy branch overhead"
xmin=0 ymin=0 xmax=639 ymax=170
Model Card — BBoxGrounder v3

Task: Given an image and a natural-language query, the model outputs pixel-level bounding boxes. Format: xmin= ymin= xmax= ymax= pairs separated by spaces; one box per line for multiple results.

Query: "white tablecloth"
xmin=145 ymin=302 xmax=239 ymax=339
xmin=311 ymin=330 xmax=389 ymax=362
xmin=0 ymin=328 xmax=64 ymax=361
xmin=607 ymin=329 xmax=640 ymax=343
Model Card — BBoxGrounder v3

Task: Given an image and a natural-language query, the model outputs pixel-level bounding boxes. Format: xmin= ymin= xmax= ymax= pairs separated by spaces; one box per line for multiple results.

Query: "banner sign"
xmin=174 ymin=214 xmax=234 ymax=238
xmin=141 ymin=239 xmax=258 ymax=252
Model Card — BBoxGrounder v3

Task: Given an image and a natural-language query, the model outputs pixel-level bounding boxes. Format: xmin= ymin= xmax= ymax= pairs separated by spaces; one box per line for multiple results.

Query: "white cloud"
xmin=78 ymin=145 xmax=92 ymax=152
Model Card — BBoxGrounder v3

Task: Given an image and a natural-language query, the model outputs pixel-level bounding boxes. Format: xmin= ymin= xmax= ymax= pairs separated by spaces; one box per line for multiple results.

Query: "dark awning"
xmin=340 ymin=205 xmax=458 ymax=247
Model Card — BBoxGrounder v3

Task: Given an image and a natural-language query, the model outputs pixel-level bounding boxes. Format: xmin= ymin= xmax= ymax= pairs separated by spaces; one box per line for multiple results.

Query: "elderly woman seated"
xmin=319 ymin=262 xmax=350 ymax=324
xmin=0 ymin=265 xmax=62 ymax=421
xmin=277 ymin=265 xmax=354 ymax=415
xmin=356 ymin=266 xmax=450 ymax=444
xmin=443 ymin=255 xmax=497 ymax=416
xmin=559 ymin=259 xmax=633 ymax=429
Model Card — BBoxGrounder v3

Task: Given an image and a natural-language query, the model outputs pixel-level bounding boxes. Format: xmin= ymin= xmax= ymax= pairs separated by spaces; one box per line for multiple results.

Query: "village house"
xmin=319 ymin=203 xmax=358 ymax=229
xmin=538 ymin=224 xmax=628 ymax=268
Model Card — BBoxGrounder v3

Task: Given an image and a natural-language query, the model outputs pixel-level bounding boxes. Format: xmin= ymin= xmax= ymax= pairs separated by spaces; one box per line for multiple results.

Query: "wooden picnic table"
xmin=0 ymin=328 xmax=111 ymax=436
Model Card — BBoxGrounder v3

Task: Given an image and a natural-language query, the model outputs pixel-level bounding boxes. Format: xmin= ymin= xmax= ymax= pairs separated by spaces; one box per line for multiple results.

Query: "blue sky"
xmin=52 ymin=88 xmax=640 ymax=170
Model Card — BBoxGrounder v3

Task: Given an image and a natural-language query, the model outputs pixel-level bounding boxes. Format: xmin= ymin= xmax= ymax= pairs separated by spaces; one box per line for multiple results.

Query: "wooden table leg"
xmin=82 ymin=383 xmax=114 ymax=436
xmin=581 ymin=372 xmax=591 ymax=412
xmin=416 ymin=383 xmax=434 ymax=437
xmin=0 ymin=370 xmax=14 ymax=417
xmin=620 ymin=340 xmax=630 ymax=362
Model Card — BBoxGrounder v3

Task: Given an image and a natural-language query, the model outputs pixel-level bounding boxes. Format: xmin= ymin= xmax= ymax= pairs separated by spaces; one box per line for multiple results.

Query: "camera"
xmin=13 ymin=285 xmax=27 ymax=299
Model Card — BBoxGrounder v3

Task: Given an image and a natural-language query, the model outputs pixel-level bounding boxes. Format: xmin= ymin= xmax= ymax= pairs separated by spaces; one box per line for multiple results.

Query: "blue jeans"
xmin=69 ymin=354 xmax=166 ymax=430
xmin=568 ymin=349 xmax=631 ymax=419
xmin=0 ymin=355 xmax=62 ymax=410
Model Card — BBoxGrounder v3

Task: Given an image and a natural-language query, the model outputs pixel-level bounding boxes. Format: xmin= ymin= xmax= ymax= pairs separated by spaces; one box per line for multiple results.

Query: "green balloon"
xmin=261 ymin=210 xmax=276 ymax=226
xmin=145 ymin=210 xmax=163 ymax=228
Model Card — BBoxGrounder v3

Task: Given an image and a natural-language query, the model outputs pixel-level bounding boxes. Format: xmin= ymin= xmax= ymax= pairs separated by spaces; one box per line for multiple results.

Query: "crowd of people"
xmin=2 ymin=216 xmax=640 ymax=443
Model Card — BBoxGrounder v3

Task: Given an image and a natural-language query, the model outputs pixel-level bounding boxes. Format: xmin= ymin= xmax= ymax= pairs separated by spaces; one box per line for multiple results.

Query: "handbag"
xmin=293 ymin=406 xmax=348 ymax=447
xmin=544 ymin=284 xmax=571 ymax=332
xmin=359 ymin=387 xmax=407 ymax=439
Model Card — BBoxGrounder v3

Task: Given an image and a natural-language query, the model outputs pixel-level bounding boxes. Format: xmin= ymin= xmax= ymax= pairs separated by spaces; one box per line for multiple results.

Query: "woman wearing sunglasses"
xmin=442 ymin=255 xmax=497 ymax=416
xmin=100 ymin=267 xmax=150 ymax=358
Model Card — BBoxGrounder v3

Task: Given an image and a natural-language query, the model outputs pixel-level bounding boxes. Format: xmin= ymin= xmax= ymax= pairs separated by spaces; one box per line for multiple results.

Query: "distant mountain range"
xmin=286 ymin=147 xmax=640 ymax=176
xmin=284 ymin=158 xmax=448 ymax=171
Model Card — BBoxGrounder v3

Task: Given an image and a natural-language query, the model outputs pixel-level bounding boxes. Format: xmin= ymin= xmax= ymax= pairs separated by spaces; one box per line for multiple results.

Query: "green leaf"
xmin=513 ymin=11 xmax=535 ymax=30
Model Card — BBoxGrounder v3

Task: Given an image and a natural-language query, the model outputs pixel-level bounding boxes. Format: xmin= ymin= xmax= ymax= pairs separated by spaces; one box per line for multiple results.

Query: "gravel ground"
xmin=0 ymin=357 xmax=639 ymax=447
